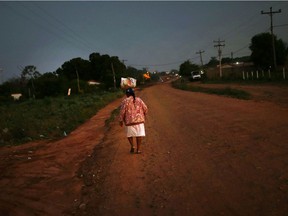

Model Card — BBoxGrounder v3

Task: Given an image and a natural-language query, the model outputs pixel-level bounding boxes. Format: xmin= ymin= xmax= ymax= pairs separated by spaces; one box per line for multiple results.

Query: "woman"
xmin=119 ymin=88 xmax=148 ymax=154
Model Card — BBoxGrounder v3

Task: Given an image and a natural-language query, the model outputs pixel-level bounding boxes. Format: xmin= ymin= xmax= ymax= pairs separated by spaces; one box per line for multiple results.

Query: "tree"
xmin=0 ymin=78 xmax=23 ymax=99
xmin=34 ymin=72 xmax=61 ymax=98
xmin=56 ymin=58 xmax=91 ymax=81
xmin=89 ymin=53 xmax=126 ymax=89
xmin=89 ymin=52 xmax=103 ymax=81
xmin=110 ymin=56 xmax=126 ymax=88
xmin=21 ymin=65 xmax=41 ymax=80
xmin=222 ymin=57 xmax=233 ymax=64
xmin=55 ymin=53 xmax=127 ymax=91
xmin=249 ymin=32 xmax=287 ymax=70
xmin=179 ymin=60 xmax=199 ymax=76
xmin=206 ymin=57 xmax=218 ymax=67
xmin=21 ymin=65 xmax=41 ymax=99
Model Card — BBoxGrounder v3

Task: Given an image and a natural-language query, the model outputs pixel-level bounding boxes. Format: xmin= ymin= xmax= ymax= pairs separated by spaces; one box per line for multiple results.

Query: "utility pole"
xmin=231 ymin=52 xmax=235 ymax=71
xmin=196 ymin=50 xmax=205 ymax=67
xmin=111 ymin=63 xmax=116 ymax=90
xmin=75 ymin=68 xmax=82 ymax=93
xmin=261 ymin=7 xmax=281 ymax=70
xmin=214 ymin=39 xmax=225 ymax=78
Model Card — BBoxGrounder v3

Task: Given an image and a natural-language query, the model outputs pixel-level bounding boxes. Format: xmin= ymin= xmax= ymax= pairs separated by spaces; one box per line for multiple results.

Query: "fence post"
xmin=283 ymin=68 xmax=286 ymax=80
xmin=268 ymin=69 xmax=271 ymax=79
xmin=262 ymin=70 xmax=264 ymax=78
xmin=242 ymin=71 xmax=245 ymax=80
xmin=256 ymin=70 xmax=259 ymax=79
xmin=246 ymin=71 xmax=249 ymax=80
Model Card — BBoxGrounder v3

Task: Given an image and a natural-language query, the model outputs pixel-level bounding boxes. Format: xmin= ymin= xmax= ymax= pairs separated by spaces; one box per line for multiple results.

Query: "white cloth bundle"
xmin=120 ymin=77 xmax=137 ymax=89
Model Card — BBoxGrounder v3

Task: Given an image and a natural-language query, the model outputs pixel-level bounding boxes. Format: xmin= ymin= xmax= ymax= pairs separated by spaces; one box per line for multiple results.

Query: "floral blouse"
xmin=119 ymin=96 xmax=148 ymax=126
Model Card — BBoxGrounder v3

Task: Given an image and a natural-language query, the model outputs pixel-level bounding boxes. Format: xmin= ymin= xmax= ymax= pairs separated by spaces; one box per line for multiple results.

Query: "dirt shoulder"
xmin=190 ymin=82 xmax=288 ymax=108
xmin=0 ymin=97 xmax=124 ymax=215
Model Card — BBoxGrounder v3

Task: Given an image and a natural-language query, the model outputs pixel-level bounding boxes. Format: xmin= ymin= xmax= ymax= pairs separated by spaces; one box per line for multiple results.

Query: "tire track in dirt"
xmin=76 ymin=82 xmax=288 ymax=216
xmin=0 ymin=97 xmax=124 ymax=215
xmin=1 ymin=82 xmax=288 ymax=216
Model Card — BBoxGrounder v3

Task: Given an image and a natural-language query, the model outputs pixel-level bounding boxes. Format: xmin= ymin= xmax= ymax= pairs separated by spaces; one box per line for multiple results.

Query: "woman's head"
xmin=125 ymin=88 xmax=134 ymax=96
xmin=126 ymin=88 xmax=135 ymax=101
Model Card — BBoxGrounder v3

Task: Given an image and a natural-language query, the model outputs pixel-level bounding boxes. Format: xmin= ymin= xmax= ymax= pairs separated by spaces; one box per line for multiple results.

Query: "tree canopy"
xmin=179 ymin=60 xmax=200 ymax=76
xmin=55 ymin=53 xmax=127 ymax=89
xmin=249 ymin=32 xmax=287 ymax=70
xmin=3 ymin=31 xmax=287 ymax=101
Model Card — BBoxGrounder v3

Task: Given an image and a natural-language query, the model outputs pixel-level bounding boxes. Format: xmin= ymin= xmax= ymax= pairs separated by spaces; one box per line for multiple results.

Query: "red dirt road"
xmin=1 ymin=82 xmax=288 ymax=216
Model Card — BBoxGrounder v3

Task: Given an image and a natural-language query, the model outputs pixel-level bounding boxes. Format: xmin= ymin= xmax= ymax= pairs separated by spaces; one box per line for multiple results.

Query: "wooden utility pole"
xmin=214 ymin=39 xmax=225 ymax=78
xmin=75 ymin=68 xmax=82 ymax=93
xmin=111 ymin=63 xmax=116 ymax=90
xmin=196 ymin=50 xmax=205 ymax=67
xmin=261 ymin=7 xmax=281 ymax=70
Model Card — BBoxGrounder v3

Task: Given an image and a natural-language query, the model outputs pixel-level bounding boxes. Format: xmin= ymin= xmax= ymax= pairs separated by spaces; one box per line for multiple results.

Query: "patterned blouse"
xmin=119 ymin=96 xmax=148 ymax=126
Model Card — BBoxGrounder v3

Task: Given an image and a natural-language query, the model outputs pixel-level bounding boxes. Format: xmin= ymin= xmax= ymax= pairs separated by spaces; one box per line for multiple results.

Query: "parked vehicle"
xmin=190 ymin=71 xmax=202 ymax=81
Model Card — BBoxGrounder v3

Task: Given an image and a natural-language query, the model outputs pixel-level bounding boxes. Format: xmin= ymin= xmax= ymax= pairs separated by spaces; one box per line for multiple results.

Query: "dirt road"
xmin=1 ymin=82 xmax=288 ymax=216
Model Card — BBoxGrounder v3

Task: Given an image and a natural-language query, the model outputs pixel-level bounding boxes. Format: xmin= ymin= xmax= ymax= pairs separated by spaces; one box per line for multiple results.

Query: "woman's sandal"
xmin=136 ymin=150 xmax=142 ymax=154
xmin=130 ymin=147 xmax=135 ymax=153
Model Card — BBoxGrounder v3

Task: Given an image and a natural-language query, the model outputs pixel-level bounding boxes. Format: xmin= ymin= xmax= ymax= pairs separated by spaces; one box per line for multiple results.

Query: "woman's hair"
xmin=126 ymin=88 xmax=135 ymax=102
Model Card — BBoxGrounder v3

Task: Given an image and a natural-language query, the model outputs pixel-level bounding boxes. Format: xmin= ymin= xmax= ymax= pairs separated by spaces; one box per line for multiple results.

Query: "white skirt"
xmin=126 ymin=123 xmax=146 ymax=137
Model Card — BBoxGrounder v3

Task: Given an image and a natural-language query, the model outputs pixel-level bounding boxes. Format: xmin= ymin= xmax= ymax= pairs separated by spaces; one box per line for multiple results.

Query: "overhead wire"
xmin=223 ymin=2 xmax=285 ymax=58
xmin=2 ymin=2 xmax=286 ymax=70
xmin=275 ymin=24 xmax=288 ymax=28
xmin=3 ymin=2 xmax=95 ymax=56
xmin=148 ymin=3 xmax=279 ymax=67
xmin=129 ymin=56 xmax=199 ymax=68
xmin=222 ymin=26 xmax=270 ymax=57
xmin=32 ymin=2 xmax=98 ymax=53
xmin=21 ymin=2 xmax=95 ymax=53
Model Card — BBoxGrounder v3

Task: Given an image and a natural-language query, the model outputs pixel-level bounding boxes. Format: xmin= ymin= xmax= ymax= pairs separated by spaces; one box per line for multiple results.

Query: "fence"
xmin=206 ymin=66 xmax=288 ymax=81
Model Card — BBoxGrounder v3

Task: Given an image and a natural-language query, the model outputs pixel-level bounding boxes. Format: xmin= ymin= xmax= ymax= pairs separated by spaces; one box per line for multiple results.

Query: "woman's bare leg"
xmin=136 ymin=137 xmax=142 ymax=153
xmin=128 ymin=137 xmax=135 ymax=152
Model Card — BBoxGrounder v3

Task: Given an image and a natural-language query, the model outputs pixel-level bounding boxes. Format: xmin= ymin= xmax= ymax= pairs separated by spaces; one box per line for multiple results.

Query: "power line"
xmin=32 ymin=2 xmax=97 ymax=52
xmin=220 ymin=13 xmax=260 ymax=40
xmin=233 ymin=44 xmax=250 ymax=55
xmin=274 ymin=24 xmax=288 ymax=28
xmin=3 ymin=2 xmax=285 ymax=73
xmin=3 ymin=2 xmax=95 ymax=55
xmin=129 ymin=56 xmax=199 ymax=68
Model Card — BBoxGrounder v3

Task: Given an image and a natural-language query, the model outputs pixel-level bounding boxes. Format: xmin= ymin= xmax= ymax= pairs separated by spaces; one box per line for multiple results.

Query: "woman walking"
xmin=119 ymin=88 xmax=148 ymax=154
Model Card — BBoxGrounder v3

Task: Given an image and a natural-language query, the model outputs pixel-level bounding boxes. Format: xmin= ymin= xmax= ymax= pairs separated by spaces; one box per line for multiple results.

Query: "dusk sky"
xmin=0 ymin=1 xmax=288 ymax=83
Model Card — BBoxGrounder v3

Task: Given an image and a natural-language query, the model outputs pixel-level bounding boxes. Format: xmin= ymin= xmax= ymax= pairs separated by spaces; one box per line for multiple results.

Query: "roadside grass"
xmin=172 ymin=78 xmax=251 ymax=100
xmin=0 ymin=90 xmax=124 ymax=146
xmin=105 ymin=107 xmax=120 ymax=127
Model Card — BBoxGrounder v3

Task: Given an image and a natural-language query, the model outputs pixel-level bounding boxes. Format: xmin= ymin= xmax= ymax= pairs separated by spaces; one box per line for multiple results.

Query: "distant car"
xmin=190 ymin=71 xmax=201 ymax=81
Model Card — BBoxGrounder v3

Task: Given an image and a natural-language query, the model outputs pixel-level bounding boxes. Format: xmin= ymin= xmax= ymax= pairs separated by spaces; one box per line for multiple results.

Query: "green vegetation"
xmin=172 ymin=79 xmax=251 ymax=100
xmin=1 ymin=30 xmax=286 ymax=146
xmin=0 ymin=90 xmax=123 ymax=146
xmin=105 ymin=107 xmax=120 ymax=127
xmin=250 ymin=32 xmax=287 ymax=70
